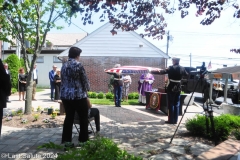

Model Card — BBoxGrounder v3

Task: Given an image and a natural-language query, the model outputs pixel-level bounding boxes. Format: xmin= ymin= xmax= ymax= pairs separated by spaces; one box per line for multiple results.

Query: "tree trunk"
xmin=25 ymin=79 xmax=33 ymax=114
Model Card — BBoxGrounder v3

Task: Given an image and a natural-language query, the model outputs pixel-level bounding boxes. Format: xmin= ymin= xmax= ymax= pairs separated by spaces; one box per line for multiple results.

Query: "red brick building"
xmin=58 ymin=23 xmax=169 ymax=92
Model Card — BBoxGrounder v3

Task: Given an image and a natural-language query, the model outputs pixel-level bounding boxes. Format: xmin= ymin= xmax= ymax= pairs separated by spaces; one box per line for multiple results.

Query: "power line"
xmin=170 ymin=30 xmax=240 ymax=36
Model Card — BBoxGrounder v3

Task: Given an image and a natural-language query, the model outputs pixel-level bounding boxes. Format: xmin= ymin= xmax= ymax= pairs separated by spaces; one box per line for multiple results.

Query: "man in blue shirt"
xmin=49 ymin=65 xmax=57 ymax=101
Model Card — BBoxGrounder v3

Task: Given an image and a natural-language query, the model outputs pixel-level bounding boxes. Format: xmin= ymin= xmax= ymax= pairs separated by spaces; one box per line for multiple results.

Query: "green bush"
xmin=106 ymin=92 xmax=114 ymax=99
xmin=132 ymin=92 xmax=139 ymax=99
xmin=233 ymin=128 xmax=240 ymax=140
xmin=185 ymin=115 xmax=207 ymax=136
xmin=90 ymin=92 xmax=97 ymax=98
xmin=128 ymin=93 xmax=134 ymax=99
xmin=97 ymin=92 xmax=104 ymax=99
xmin=20 ymin=58 xmax=27 ymax=72
xmin=185 ymin=114 xmax=240 ymax=141
xmin=38 ymin=137 xmax=142 ymax=160
xmin=11 ymin=88 xmax=17 ymax=94
xmin=3 ymin=54 xmax=21 ymax=89
xmin=88 ymin=92 xmax=93 ymax=98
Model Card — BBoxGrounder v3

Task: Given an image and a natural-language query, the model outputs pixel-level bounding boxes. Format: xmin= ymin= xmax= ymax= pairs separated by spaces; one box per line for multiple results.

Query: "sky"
xmin=49 ymin=1 xmax=240 ymax=70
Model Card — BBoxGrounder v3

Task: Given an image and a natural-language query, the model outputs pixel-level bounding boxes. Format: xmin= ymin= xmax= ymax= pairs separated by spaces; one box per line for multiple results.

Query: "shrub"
xmin=11 ymin=110 xmax=17 ymax=117
xmin=97 ymin=92 xmax=104 ymax=99
xmin=233 ymin=128 xmax=240 ymax=140
xmin=132 ymin=92 xmax=139 ymax=99
xmin=88 ymin=92 xmax=93 ymax=98
xmin=106 ymin=92 xmax=114 ymax=99
xmin=11 ymin=88 xmax=17 ymax=94
xmin=38 ymin=137 xmax=142 ymax=160
xmin=37 ymin=106 xmax=42 ymax=112
xmin=33 ymin=114 xmax=40 ymax=121
xmin=185 ymin=115 xmax=207 ymax=136
xmin=16 ymin=108 xmax=23 ymax=114
xmin=3 ymin=54 xmax=21 ymax=89
xmin=20 ymin=57 xmax=27 ymax=72
xmin=90 ymin=92 xmax=97 ymax=98
xmin=6 ymin=117 xmax=12 ymax=121
xmin=128 ymin=93 xmax=134 ymax=99
xmin=185 ymin=114 xmax=240 ymax=141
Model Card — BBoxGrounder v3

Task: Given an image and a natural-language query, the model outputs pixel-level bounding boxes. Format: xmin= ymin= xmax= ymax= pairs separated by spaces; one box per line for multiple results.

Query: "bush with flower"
xmin=21 ymin=119 xmax=28 ymax=124
xmin=6 ymin=116 xmax=12 ymax=121
xmin=16 ymin=108 xmax=23 ymax=114
xmin=11 ymin=110 xmax=17 ymax=117
xmin=37 ymin=106 xmax=42 ymax=112
xmin=43 ymin=118 xmax=50 ymax=123
xmin=33 ymin=114 xmax=40 ymax=121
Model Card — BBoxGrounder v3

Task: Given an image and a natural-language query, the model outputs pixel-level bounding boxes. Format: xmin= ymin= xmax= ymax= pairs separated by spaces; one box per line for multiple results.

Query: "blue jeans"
xmin=167 ymin=92 xmax=180 ymax=124
xmin=114 ymin=85 xmax=122 ymax=107
xmin=50 ymin=81 xmax=55 ymax=99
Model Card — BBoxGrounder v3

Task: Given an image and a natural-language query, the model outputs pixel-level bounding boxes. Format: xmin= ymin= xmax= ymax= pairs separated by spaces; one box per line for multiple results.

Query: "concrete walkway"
xmin=0 ymin=89 xmax=239 ymax=160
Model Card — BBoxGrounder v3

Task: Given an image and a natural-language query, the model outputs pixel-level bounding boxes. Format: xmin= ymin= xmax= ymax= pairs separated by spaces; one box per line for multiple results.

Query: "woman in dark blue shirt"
xmin=60 ymin=47 xmax=90 ymax=144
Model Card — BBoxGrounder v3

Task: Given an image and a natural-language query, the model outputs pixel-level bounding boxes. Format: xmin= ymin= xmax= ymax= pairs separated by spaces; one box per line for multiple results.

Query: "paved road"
xmin=192 ymin=92 xmax=235 ymax=114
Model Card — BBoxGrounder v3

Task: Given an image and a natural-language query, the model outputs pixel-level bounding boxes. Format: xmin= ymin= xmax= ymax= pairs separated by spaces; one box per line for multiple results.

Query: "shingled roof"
xmin=212 ymin=66 xmax=240 ymax=73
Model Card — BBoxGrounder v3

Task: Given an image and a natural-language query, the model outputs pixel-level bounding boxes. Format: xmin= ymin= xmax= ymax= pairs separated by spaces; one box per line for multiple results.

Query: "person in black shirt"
xmin=54 ymin=69 xmax=61 ymax=101
xmin=0 ymin=59 xmax=11 ymax=137
xmin=158 ymin=57 xmax=188 ymax=124
xmin=18 ymin=68 xmax=27 ymax=101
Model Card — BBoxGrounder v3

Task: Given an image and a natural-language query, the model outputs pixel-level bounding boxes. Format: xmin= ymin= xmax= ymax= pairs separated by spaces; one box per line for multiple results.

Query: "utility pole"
xmin=190 ymin=53 xmax=192 ymax=67
xmin=166 ymin=31 xmax=169 ymax=68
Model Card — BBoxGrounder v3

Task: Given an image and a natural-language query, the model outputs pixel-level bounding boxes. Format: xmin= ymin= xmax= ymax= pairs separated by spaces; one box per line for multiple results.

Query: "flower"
xmin=37 ymin=106 xmax=42 ymax=112
xmin=16 ymin=108 xmax=23 ymax=114
xmin=6 ymin=116 xmax=12 ymax=121
xmin=33 ymin=114 xmax=40 ymax=120
xmin=43 ymin=118 xmax=50 ymax=123
xmin=21 ymin=119 xmax=28 ymax=124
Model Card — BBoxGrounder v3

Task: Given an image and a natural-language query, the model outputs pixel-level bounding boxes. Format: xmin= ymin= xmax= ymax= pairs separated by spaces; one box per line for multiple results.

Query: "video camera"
xmin=196 ymin=62 xmax=208 ymax=78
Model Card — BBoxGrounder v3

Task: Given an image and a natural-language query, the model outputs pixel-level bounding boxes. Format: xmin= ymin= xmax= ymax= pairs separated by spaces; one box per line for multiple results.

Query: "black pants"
xmin=54 ymin=85 xmax=60 ymax=100
xmin=89 ymin=108 xmax=100 ymax=131
xmin=62 ymin=99 xmax=89 ymax=143
xmin=0 ymin=108 xmax=3 ymax=137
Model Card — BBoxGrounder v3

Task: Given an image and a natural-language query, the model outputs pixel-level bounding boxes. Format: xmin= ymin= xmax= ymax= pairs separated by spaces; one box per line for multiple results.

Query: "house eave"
xmin=3 ymin=50 xmax=65 ymax=54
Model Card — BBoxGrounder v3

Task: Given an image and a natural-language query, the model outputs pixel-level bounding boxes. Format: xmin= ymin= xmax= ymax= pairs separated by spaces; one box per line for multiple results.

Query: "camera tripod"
xmin=169 ymin=73 xmax=217 ymax=146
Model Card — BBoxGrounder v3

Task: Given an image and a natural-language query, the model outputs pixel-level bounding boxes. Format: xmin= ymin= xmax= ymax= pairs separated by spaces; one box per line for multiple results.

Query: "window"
xmin=53 ymin=56 xmax=62 ymax=63
xmin=32 ymin=56 xmax=44 ymax=63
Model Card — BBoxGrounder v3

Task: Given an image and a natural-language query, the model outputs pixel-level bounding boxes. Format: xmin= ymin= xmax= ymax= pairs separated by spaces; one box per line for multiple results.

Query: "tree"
xmin=0 ymin=0 xmax=74 ymax=114
xmin=70 ymin=0 xmax=240 ymax=50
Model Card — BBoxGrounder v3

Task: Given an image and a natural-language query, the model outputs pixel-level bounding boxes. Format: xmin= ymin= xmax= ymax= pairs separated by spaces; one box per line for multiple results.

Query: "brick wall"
xmin=80 ymin=56 xmax=166 ymax=93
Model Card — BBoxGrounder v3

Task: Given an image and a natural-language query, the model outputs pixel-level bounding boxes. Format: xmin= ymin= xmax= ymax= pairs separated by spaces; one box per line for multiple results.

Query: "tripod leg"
xmin=205 ymin=102 xmax=210 ymax=135
xmin=170 ymin=77 xmax=201 ymax=144
xmin=209 ymin=110 xmax=217 ymax=146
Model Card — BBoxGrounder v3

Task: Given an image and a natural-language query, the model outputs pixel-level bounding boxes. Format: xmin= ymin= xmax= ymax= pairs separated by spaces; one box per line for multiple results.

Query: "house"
xmin=212 ymin=66 xmax=240 ymax=80
xmin=58 ymin=23 xmax=169 ymax=92
xmin=1 ymin=33 xmax=87 ymax=87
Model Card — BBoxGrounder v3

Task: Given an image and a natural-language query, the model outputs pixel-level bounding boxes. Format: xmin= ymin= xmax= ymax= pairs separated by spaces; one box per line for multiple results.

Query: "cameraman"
xmin=158 ymin=57 xmax=188 ymax=124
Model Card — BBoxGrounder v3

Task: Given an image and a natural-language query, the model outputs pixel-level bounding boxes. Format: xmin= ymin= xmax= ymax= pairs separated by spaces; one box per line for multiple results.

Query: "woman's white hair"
xmin=114 ymin=64 xmax=121 ymax=68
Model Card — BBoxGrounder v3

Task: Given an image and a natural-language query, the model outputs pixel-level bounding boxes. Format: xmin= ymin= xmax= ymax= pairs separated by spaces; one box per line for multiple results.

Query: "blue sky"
xmin=50 ymin=2 xmax=240 ymax=70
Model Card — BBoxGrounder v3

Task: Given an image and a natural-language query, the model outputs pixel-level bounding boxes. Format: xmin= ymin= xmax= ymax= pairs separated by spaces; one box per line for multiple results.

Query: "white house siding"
xmin=3 ymin=53 xmax=62 ymax=88
xmin=58 ymin=23 xmax=168 ymax=58
xmin=57 ymin=23 xmax=169 ymax=92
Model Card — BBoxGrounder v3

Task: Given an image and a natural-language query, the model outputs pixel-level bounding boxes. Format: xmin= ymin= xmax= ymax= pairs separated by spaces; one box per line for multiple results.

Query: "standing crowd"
xmin=0 ymin=47 xmax=187 ymax=147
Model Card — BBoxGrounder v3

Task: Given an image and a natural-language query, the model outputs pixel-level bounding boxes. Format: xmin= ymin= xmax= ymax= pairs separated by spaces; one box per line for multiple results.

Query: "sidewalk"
xmin=0 ymin=89 xmax=239 ymax=160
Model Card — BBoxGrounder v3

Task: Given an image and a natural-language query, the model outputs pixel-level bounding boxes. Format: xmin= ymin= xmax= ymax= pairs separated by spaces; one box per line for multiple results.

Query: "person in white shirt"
xmin=32 ymin=64 xmax=38 ymax=100
xmin=122 ymin=74 xmax=132 ymax=102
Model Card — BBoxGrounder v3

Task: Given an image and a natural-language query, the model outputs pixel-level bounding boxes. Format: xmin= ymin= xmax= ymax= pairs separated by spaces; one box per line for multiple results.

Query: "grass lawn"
xmin=36 ymin=88 xmax=45 ymax=92
xmin=89 ymin=98 xmax=140 ymax=105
